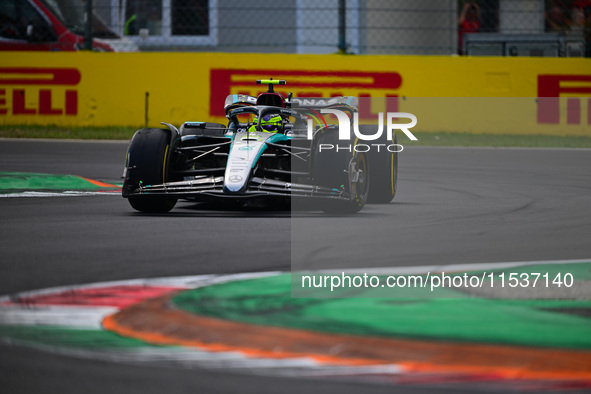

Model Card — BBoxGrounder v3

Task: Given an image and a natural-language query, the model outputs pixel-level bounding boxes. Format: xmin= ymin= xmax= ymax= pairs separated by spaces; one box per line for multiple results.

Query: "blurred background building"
xmin=2 ymin=0 xmax=590 ymax=55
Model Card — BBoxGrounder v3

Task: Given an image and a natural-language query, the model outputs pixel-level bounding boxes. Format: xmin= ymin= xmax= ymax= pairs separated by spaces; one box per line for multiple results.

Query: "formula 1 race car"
xmin=122 ymin=79 xmax=398 ymax=213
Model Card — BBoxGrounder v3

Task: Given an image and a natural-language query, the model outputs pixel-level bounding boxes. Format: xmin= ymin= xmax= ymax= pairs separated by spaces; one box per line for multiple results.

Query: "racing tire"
xmin=363 ymin=126 xmax=398 ymax=204
xmin=123 ymin=128 xmax=178 ymax=213
xmin=313 ymin=129 xmax=369 ymax=214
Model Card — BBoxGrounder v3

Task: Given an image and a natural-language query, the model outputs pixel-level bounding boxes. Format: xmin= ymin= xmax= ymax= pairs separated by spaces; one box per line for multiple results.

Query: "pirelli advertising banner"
xmin=0 ymin=52 xmax=589 ymax=136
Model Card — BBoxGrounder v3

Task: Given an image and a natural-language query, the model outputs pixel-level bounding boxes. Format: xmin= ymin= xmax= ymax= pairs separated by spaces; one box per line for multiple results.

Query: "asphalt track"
xmin=1 ymin=139 xmax=590 ymax=393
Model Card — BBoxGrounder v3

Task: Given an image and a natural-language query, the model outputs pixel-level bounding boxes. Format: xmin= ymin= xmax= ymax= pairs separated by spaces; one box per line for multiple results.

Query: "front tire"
xmin=321 ymin=152 xmax=369 ymax=214
xmin=123 ymin=128 xmax=178 ymax=213
xmin=312 ymin=128 xmax=369 ymax=214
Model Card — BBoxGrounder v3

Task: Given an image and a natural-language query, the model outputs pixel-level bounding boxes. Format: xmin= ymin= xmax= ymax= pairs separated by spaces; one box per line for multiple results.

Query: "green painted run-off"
xmin=0 ymin=325 xmax=150 ymax=349
xmin=0 ymin=172 xmax=120 ymax=192
xmin=173 ymin=262 xmax=591 ymax=350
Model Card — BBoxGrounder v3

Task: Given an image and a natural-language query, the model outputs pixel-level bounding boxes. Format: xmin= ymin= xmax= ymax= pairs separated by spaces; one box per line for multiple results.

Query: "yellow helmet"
xmin=248 ymin=114 xmax=282 ymax=133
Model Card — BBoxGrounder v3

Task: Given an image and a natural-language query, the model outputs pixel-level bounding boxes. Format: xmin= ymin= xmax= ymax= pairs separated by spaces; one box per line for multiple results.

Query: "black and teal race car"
xmin=122 ymin=79 xmax=398 ymax=213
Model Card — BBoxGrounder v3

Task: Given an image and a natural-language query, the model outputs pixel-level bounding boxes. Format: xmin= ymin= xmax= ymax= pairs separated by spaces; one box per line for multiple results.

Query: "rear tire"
xmin=365 ymin=126 xmax=398 ymax=204
xmin=123 ymin=128 xmax=178 ymax=213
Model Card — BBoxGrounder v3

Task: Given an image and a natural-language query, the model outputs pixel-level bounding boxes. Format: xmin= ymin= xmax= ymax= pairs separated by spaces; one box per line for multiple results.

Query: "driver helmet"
xmin=248 ymin=114 xmax=282 ymax=133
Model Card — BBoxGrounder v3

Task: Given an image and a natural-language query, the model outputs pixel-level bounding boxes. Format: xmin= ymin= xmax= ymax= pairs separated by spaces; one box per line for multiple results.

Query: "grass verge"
xmin=1 ymin=126 xmax=590 ymax=148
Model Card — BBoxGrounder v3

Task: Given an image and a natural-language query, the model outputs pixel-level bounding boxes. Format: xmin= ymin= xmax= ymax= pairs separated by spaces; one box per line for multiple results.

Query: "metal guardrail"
xmin=464 ymin=32 xmax=586 ymax=56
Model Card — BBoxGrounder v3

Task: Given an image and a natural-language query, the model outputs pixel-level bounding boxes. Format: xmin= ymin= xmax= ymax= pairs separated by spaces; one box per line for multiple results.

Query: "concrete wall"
xmin=360 ymin=0 xmax=457 ymax=55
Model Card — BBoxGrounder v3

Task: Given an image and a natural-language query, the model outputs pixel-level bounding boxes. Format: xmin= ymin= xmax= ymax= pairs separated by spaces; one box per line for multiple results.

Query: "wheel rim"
xmin=352 ymin=153 xmax=369 ymax=203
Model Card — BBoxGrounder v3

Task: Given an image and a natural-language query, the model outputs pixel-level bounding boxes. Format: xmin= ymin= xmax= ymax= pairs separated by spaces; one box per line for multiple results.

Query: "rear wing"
xmin=290 ymin=96 xmax=358 ymax=111
xmin=290 ymin=97 xmax=358 ymax=124
xmin=224 ymin=94 xmax=257 ymax=115
xmin=224 ymin=94 xmax=359 ymax=116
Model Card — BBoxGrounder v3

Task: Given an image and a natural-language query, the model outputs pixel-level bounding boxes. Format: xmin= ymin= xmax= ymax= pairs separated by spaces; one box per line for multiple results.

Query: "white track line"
xmin=0 ymin=305 xmax=117 ymax=329
xmin=0 ymin=191 xmax=120 ymax=198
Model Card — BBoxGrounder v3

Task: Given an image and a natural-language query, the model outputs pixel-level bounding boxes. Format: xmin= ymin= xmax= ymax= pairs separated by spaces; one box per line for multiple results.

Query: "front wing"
xmin=128 ymin=176 xmax=351 ymax=202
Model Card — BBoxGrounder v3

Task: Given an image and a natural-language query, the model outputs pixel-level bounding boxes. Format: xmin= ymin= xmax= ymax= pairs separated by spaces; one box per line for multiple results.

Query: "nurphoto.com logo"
xmin=305 ymin=109 xmax=419 ymax=152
